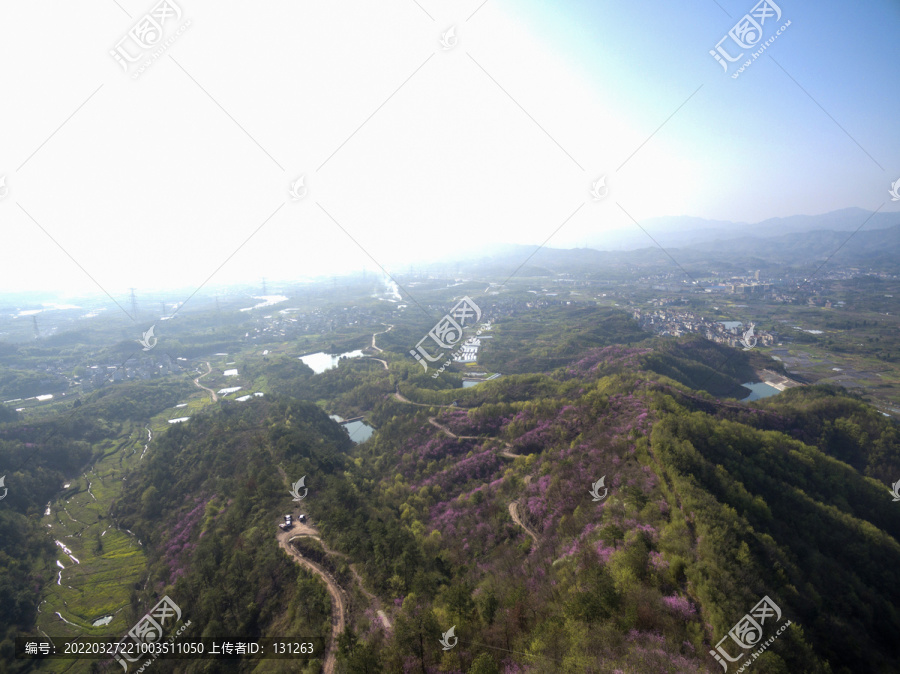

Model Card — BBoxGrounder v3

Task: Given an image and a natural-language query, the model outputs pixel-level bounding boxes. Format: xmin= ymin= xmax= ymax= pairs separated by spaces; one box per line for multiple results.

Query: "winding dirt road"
xmin=392 ymin=388 xmax=462 ymax=409
xmin=375 ymin=329 xmax=541 ymax=599
xmin=428 ymin=417 xmax=520 ymax=459
xmin=193 ymin=362 xmax=218 ymax=402
xmin=346 ymin=563 xmax=392 ymax=630
xmin=276 ymin=523 xmax=346 ymax=674
xmin=427 ymin=417 xmax=478 ymax=440
xmin=508 ymin=500 xmax=539 ymax=543
xmin=364 ymin=357 xmax=389 ymax=370
xmin=426 ymin=416 xmax=535 ymax=547
xmin=371 ymin=324 xmax=393 ymax=353
xmin=274 ymin=456 xmax=391 ymax=673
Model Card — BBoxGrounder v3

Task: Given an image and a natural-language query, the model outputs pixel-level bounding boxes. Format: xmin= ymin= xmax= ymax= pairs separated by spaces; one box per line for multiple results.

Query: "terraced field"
xmin=36 ymin=424 xmax=149 ymax=666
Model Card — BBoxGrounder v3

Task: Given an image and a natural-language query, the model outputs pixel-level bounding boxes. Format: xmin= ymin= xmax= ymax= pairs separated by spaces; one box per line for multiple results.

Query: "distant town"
xmin=630 ymin=307 xmax=776 ymax=348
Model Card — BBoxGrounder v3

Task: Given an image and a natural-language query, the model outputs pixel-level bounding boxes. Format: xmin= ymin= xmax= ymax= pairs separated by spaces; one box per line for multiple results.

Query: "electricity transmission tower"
xmin=129 ymin=288 xmax=138 ymax=320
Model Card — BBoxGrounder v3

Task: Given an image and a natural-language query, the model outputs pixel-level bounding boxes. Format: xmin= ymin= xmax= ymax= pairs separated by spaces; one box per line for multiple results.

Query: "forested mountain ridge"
xmin=348 ymin=346 xmax=900 ymax=672
xmin=109 ymin=398 xmax=354 ymax=673
xmin=3 ymin=332 xmax=899 ymax=673
xmin=0 ymin=378 xmax=194 ymax=668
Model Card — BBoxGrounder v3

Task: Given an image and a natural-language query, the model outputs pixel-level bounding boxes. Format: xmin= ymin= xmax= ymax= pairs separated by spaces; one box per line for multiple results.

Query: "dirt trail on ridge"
xmin=508 ymin=500 xmax=538 ymax=543
xmin=193 ymin=362 xmax=218 ymax=402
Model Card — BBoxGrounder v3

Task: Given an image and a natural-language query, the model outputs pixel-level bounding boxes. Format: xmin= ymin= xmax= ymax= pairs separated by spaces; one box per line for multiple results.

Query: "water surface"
xmin=741 ymin=382 xmax=780 ymax=401
xmin=299 ymin=350 xmax=365 ymax=374
xmin=342 ymin=419 xmax=374 ymax=443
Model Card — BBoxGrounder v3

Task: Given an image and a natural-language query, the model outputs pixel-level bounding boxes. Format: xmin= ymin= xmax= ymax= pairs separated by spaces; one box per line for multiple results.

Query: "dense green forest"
xmin=0 ymin=377 xmax=193 ymax=671
xmin=2 ymin=299 xmax=899 ymax=673
xmin=0 ymin=366 xmax=68 ymax=400
xmin=110 ymin=398 xmax=350 ymax=673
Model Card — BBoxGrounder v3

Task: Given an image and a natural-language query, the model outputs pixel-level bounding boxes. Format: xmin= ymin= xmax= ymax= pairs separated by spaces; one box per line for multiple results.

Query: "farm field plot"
xmin=37 ymin=424 xmax=148 ymax=644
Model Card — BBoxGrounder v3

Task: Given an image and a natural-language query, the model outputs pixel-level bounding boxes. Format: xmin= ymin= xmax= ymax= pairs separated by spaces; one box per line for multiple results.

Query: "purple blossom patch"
xmin=662 ymin=594 xmax=696 ymax=618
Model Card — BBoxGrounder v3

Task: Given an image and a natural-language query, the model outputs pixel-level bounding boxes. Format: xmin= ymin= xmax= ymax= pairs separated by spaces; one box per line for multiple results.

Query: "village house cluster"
xmin=632 ymin=308 xmax=776 ymax=348
xmin=452 ymin=326 xmax=493 ymax=364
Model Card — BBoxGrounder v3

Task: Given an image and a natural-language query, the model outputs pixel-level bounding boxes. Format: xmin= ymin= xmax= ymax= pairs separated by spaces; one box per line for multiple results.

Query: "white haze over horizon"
xmin=1 ymin=0 xmax=897 ymax=295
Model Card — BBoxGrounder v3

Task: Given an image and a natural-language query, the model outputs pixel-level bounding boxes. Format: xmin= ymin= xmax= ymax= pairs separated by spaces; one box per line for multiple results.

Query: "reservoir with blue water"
xmin=342 ymin=419 xmax=375 ymax=443
xmin=741 ymin=381 xmax=781 ymax=401
xmin=330 ymin=414 xmax=375 ymax=443
xmin=299 ymin=350 xmax=365 ymax=374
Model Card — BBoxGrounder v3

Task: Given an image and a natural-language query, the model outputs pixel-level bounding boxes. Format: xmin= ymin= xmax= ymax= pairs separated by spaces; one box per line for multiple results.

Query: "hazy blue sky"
xmin=511 ymin=0 xmax=900 ymax=219
xmin=0 ymin=0 xmax=897 ymax=296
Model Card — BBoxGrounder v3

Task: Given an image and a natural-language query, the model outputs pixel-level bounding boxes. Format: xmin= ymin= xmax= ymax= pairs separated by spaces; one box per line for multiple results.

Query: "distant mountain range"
xmin=448 ymin=209 xmax=900 ymax=277
xmin=590 ymin=208 xmax=900 ymax=251
xmin=690 ymin=221 xmax=900 ymax=268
